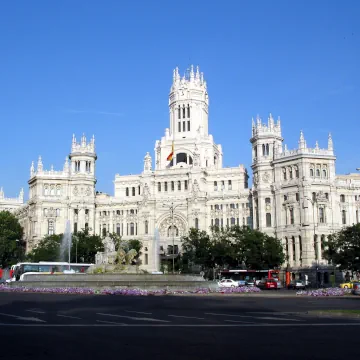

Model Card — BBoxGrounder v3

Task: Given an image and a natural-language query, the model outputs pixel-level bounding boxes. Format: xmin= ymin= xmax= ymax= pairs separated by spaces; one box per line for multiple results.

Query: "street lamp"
xmin=163 ymin=202 xmax=181 ymax=274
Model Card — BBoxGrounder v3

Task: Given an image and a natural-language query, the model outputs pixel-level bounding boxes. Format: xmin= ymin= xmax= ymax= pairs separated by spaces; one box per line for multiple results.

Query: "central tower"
xmin=169 ymin=65 xmax=209 ymax=140
xmin=154 ymin=66 xmax=222 ymax=170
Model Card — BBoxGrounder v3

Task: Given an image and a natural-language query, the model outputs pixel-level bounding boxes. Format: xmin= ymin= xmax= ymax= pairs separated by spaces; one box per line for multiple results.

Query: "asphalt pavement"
xmin=0 ymin=292 xmax=359 ymax=359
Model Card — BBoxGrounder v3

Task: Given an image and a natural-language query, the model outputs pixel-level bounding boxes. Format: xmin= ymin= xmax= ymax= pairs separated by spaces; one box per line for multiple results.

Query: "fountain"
xmin=60 ymin=220 xmax=74 ymax=273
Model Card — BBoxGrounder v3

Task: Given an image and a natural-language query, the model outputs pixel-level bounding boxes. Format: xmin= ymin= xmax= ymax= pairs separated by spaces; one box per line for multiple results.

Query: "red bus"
xmin=220 ymin=269 xmax=280 ymax=285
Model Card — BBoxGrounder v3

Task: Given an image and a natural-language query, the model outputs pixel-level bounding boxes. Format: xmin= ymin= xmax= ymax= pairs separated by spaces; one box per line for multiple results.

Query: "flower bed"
xmin=0 ymin=284 xmax=261 ymax=296
xmin=296 ymin=288 xmax=352 ymax=297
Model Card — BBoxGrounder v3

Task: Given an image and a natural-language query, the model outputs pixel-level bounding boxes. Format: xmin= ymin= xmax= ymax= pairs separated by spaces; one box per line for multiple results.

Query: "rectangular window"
xmin=319 ymin=208 xmax=325 ymax=223
xmin=296 ymin=193 xmax=299 ymax=201
xmin=171 ymin=181 xmax=174 ymax=191
xmin=266 ymin=213 xmax=271 ymax=227
xmin=187 ymin=121 xmax=190 ymax=131
xmin=178 ymin=181 xmax=181 ymax=190
xmin=158 ymin=182 xmax=161 ymax=192
xmin=178 ymin=122 xmax=181 ymax=132
xmin=184 ymin=180 xmax=188 ymax=190
xmin=340 ymin=194 xmax=345 ymax=203
xmin=228 ymin=180 xmax=232 ymax=190
xmin=183 ymin=121 xmax=185 ymax=132
xmin=164 ymin=182 xmax=168 ymax=191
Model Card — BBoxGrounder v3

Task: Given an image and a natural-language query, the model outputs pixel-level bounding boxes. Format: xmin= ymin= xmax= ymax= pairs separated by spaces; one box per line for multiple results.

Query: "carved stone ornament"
xmin=73 ymin=186 xmax=79 ymax=196
xmin=253 ymin=173 xmax=259 ymax=185
xmin=85 ymin=187 xmax=91 ymax=196
xmin=159 ymin=216 xmax=186 ymax=238
xmin=262 ymin=172 xmax=270 ymax=183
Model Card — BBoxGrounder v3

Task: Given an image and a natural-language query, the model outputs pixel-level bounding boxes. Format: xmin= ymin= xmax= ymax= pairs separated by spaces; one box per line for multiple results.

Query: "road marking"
xmin=97 ymin=313 xmax=170 ymax=323
xmin=0 ymin=312 xmax=46 ymax=323
xmin=168 ymin=315 xmax=205 ymax=320
xmin=2 ymin=323 xmax=360 ymax=327
xmin=205 ymin=312 xmax=254 ymax=318
xmin=57 ymin=314 xmax=82 ymax=320
xmin=26 ymin=310 xmax=46 ymax=314
xmin=124 ymin=310 xmax=152 ymax=315
xmin=225 ymin=320 xmax=255 ymax=324
xmin=256 ymin=316 xmax=302 ymax=322
xmin=96 ymin=320 xmax=127 ymax=325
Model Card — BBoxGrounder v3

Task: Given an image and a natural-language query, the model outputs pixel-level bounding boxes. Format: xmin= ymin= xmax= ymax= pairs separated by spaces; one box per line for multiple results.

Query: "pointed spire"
xmin=19 ymin=188 xmax=24 ymax=202
xmin=175 ymin=67 xmax=180 ymax=82
xmin=81 ymin=133 xmax=86 ymax=147
xmin=37 ymin=156 xmax=43 ymax=172
xmin=277 ymin=115 xmax=281 ymax=129
xmin=268 ymin=113 xmax=274 ymax=128
xmin=315 ymin=141 xmax=319 ymax=150
xmin=72 ymin=134 xmax=76 ymax=144
xmin=252 ymin=117 xmax=255 ymax=128
xmin=328 ymin=132 xmax=333 ymax=151
xmin=190 ymin=65 xmax=195 ymax=82
xmin=200 ymin=72 xmax=204 ymax=84
xmin=63 ymin=156 xmax=69 ymax=172
xmin=298 ymin=130 xmax=306 ymax=149
xmin=256 ymin=114 xmax=261 ymax=126
xmin=30 ymin=161 xmax=35 ymax=176
xmin=195 ymin=65 xmax=200 ymax=80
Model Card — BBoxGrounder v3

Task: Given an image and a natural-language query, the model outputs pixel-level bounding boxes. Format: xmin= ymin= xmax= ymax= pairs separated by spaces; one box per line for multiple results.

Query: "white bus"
xmin=9 ymin=262 xmax=93 ymax=281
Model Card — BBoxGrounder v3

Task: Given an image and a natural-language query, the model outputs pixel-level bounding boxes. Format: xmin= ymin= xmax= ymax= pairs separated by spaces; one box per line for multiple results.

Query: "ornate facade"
xmin=0 ymin=187 xmax=24 ymax=212
xmin=7 ymin=66 xmax=360 ymax=272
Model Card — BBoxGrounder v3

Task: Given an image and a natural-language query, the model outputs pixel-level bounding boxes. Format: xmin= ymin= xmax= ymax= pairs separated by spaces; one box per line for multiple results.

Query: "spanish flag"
xmin=167 ymin=141 xmax=174 ymax=161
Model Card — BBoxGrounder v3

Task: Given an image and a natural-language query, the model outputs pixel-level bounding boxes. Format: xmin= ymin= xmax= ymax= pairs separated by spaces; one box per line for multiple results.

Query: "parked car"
xmin=218 ymin=279 xmax=238 ymax=288
xmin=257 ymin=278 xmax=279 ymax=290
xmin=287 ymin=280 xmax=306 ymax=290
xmin=340 ymin=280 xmax=358 ymax=289
xmin=351 ymin=282 xmax=360 ymax=295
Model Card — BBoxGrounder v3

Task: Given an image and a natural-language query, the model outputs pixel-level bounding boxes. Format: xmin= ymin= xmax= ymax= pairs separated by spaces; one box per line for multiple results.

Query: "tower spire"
xmin=298 ymin=130 xmax=306 ymax=149
xmin=328 ymin=132 xmax=333 ymax=151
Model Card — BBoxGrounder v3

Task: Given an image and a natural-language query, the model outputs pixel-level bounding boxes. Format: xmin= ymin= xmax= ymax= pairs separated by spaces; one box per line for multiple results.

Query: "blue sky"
xmin=0 ymin=1 xmax=359 ymax=199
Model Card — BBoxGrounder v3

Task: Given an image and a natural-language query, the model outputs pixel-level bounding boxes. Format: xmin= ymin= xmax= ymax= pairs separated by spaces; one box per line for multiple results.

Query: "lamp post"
xmin=163 ymin=202 xmax=181 ymax=274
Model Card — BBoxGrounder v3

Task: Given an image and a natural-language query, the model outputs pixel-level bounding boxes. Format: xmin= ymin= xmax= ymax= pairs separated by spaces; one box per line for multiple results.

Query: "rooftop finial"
xmin=315 ymin=140 xmax=319 ymax=150
xmin=30 ymin=161 xmax=35 ymax=176
xmin=328 ymin=132 xmax=333 ymax=151
xmin=190 ymin=64 xmax=195 ymax=81
xmin=0 ymin=187 xmax=3 ymax=199
xmin=195 ymin=65 xmax=200 ymax=81
xmin=37 ymin=156 xmax=43 ymax=172
xmin=299 ymin=130 xmax=306 ymax=149
xmin=72 ymin=133 xmax=76 ymax=144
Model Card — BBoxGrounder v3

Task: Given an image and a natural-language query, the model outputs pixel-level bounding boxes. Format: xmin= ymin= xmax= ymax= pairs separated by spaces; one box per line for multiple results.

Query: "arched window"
xmin=178 ymin=105 xmax=181 ymax=119
xmin=310 ymin=168 xmax=314 ymax=177
xmin=340 ymin=194 xmax=345 ymax=203
xmin=182 ymin=105 xmax=186 ymax=118
xmin=130 ymin=222 xmax=135 ymax=235
xmin=316 ymin=169 xmax=320 ymax=177
xmin=178 ymin=121 xmax=181 ymax=132
xmin=214 ymin=181 xmax=218 ymax=191
xmin=56 ymin=208 xmax=60 ymax=216
xmin=164 ymin=182 xmax=168 ymax=191
xmin=265 ymin=197 xmax=271 ymax=204
xmin=231 ymin=217 xmax=236 ymax=226
xmin=126 ymin=187 xmax=129 ymax=196
xmin=319 ymin=208 xmax=324 ymax=223
xmin=158 ymin=182 xmax=161 ymax=192
xmin=187 ymin=104 xmax=190 ymax=118
xmin=254 ymin=146 xmax=258 ymax=159
xmin=289 ymin=167 xmax=293 ymax=179
xmin=178 ymin=181 xmax=181 ymax=190
xmin=312 ymin=192 xmax=317 ymax=202
xmin=342 ymin=210 xmax=346 ymax=225
xmin=195 ymin=218 xmax=199 ymax=229
xmin=215 ymin=218 xmax=220 ymax=227
xmin=50 ymin=186 xmax=55 ymax=196
xmin=116 ymin=223 xmax=120 ymax=235
xmin=138 ymin=186 xmax=141 ymax=195
xmin=56 ymin=186 xmax=61 ymax=196
xmin=283 ymin=168 xmax=287 ymax=180
xmin=262 ymin=144 xmax=266 ymax=156
xmin=187 ymin=120 xmax=190 ymax=131
xmin=176 ymin=152 xmax=188 ymax=164
xmin=167 ymin=225 xmax=179 ymax=237
xmin=132 ymin=187 xmax=135 ymax=196
xmin=44 ymin=186 xmax=49 ymax=196
xmin=295 ymin=166 xmax=299 ymax=178
xmin=145 ymin=220 xmax=149 ymax=234
xmin=102 ymin=225 xmax=107 ymax=237
xmin=171 ymin=181 xmax=174 ymax=191
xmin=266 ymin=213 xmax=271 ymax=227
xmin=266 ymin=144 xmax=269 ymax=155
xmin=322 ymin=169 xmax=327 ymax=178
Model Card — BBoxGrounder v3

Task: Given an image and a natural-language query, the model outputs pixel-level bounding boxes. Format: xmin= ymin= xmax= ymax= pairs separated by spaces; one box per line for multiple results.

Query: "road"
xmin=0 ymin=292 xmax=359 ymax=359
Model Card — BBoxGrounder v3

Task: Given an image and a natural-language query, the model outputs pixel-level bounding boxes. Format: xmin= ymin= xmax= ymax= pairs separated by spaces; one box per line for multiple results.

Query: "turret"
xmin=69 ymin=133 xmax=97 ymax=175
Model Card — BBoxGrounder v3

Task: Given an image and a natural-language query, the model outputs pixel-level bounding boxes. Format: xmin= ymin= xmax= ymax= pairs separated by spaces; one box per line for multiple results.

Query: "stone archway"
xmin=158 ymin=214 xmax=187 ymax=238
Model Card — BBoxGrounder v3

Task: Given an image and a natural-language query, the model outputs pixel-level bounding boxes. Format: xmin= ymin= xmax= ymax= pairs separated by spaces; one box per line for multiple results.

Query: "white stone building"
xmin=9 ymin=65 xmax=360 ymax=275
xmin=0 ymin=187 xmax=24 ymax=212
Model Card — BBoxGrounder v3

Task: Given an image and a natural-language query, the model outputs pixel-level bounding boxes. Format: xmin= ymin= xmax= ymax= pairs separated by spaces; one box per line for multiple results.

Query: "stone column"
xmin=316 ymin=236 xmax=322 ymax=261
xmin=295 ymin=236 xmax=300 ymax=266
xmin=287 ymin=237 xmax=293 ymax=267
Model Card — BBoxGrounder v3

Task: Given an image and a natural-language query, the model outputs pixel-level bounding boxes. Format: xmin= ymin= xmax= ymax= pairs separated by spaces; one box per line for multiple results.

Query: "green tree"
xmin=27 ymin=234 xmax=62 ymax=262
xmin=323 ymin=224 xmax=360 ymax=276
xmin=128 ymin=239 xmax=143 ymax=259
xmin=0 ymin=211 xmax=24 ymax=267
xmin=71 ymin=229 xmax=104 ymax=263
